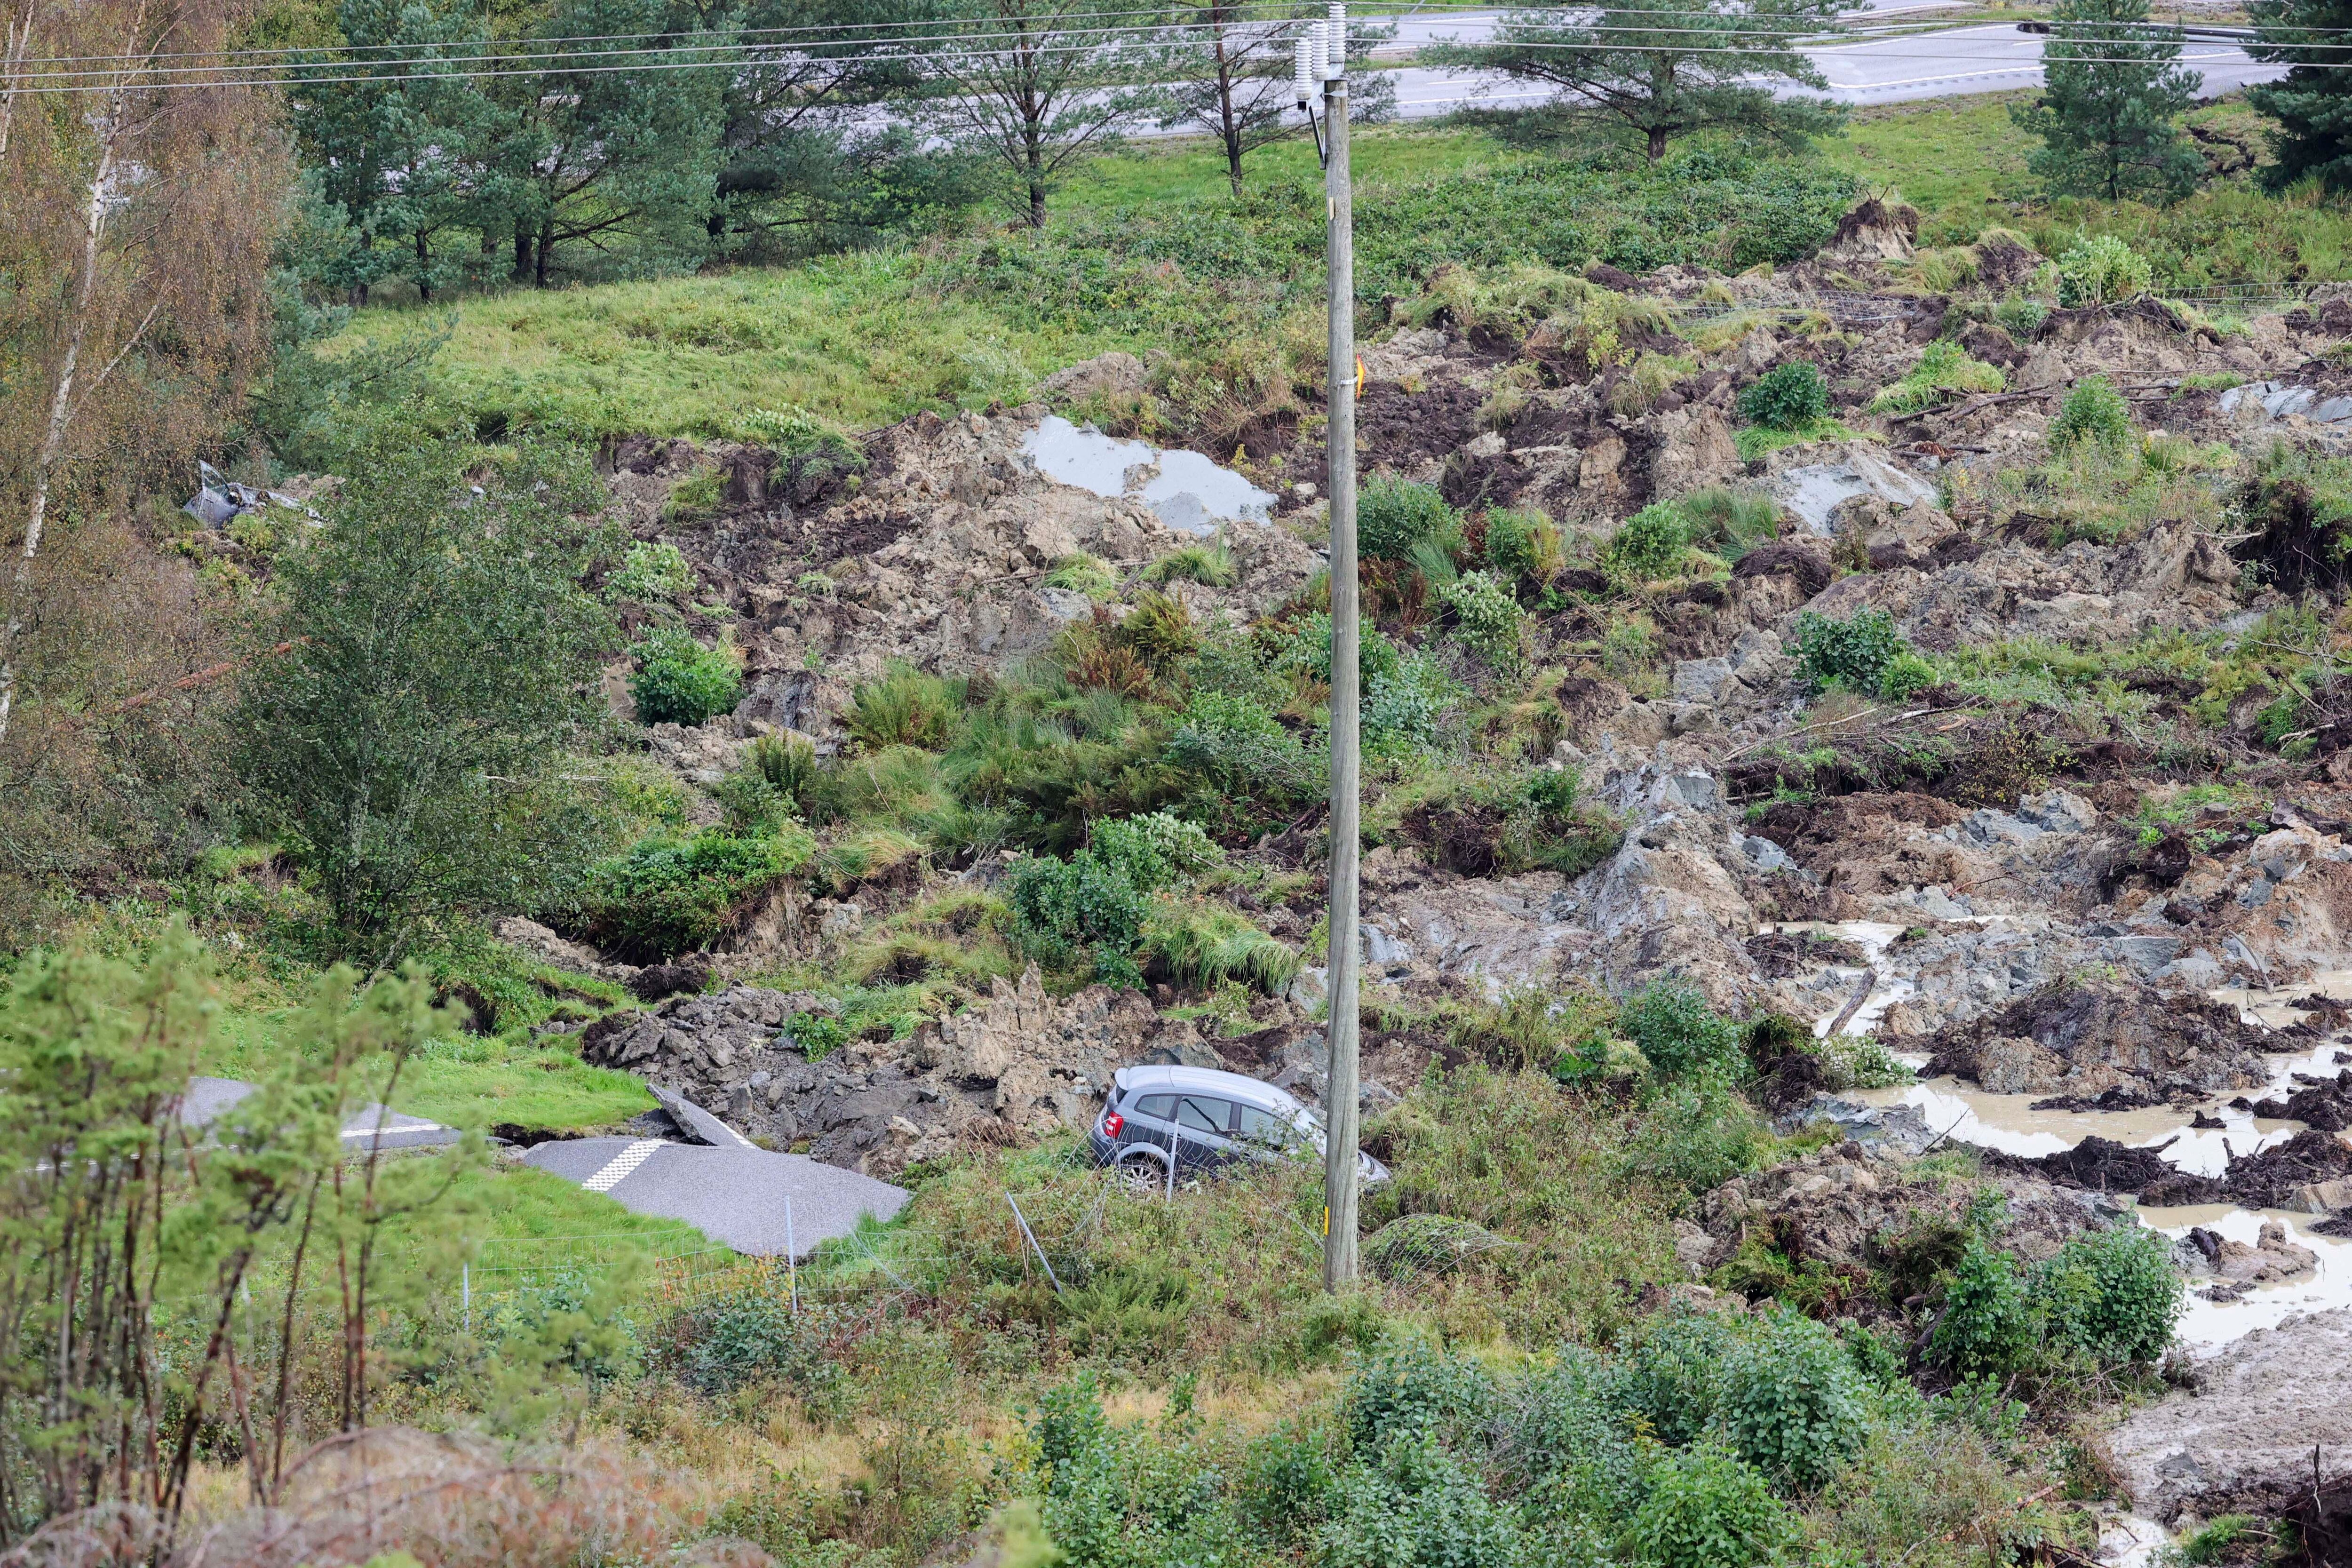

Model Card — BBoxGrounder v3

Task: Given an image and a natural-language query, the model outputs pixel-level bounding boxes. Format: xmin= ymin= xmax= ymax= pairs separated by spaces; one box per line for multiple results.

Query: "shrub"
xmin=846 ymin=664 xmax=960 ymax=751
xmin=1118 ymin=590 xmax=1198 ymax=667
xmin=1878 ymin=649 xmax=1939 ymax=700
xmin=659 ymin=1286 xmax=839 ymax=1399
xmin=1243 ymin=1421 xmax=1340 ymax=1544
xmin=1735 ymin=363 xmax=1831 ymax=430
xmin=1009 ymin=852 xmax=1149 ymax=977
xmin=1166 ymin=689 xmax=1325 ymax=805
xmin=746 ymin=732 xmax=818 ymax=804
xmin=1622 ymin=1446 xmax=1797 ymax=1568
xmin=1929 ymin=1242 xmax=2037 ymax=1377
xmin=1089 ymin=810 xmax=1219 ymax=891
xmin=1364 ymin=653 xmax=1463 ymax=757
xmin=1605 ymin=503 xmax=1689 ymax=579
xmin=2055 ymin=235 xmax=2152 ymax=306
xmin=1619 ymin=1080 xmax=1766 ymax=1194
xmin=631 ymin=630 xmax=743 ymax=726
xmin=1359 ymin=476 xmax=1462 ymax=565
xmin=1324 ymin=1435 xmax=1521 ymax=1568
xmin=1994 ymin=292 xmax=2052 ymax=338
xmin=1439 ymin=570 xmax=1528 ymax=674
xmin=2049 ymin=375 xmax=2135 ymax=452
xmin=580 ymin=825 xmax=813 ymax=959
xmin=1792 ymin=608 xmax=1907 ymax=693
xmin=2035 ymin=1225 xmax=2181 ymax=1366
xmin=1618 ymin=981 xmax=1743 ymax=1081
xmin=606 ymin=540 xmax=693 ymax=602
xmin=1340 ymin=1344 xmax=1498 ymax=1452
xmin=1483 ymin=506 xmax=1564 ymax=587
xmin=1717 ymin=1310 xmax=1867 ymax=1492
xmin=1617 ymin=1307 xmax=1739 ymax=1447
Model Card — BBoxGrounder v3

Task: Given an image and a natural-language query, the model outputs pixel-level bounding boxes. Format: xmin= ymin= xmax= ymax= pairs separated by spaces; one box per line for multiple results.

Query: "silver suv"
xmin=1087 ymin=1064 xmax=1390 ymax=1189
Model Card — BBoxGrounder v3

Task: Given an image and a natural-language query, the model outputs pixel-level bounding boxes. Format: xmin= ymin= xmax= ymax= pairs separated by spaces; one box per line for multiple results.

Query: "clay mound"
xmin=2250 ymin=1071 xmax=2352 ymax=1133
xmin=2218 ymin=1128 xmax=2352 ymax=1211
xmin=1731 ymin=541 xmax=1833 ymax=597
xmin=1926 ymin=979 xmax=2273 ymax=1099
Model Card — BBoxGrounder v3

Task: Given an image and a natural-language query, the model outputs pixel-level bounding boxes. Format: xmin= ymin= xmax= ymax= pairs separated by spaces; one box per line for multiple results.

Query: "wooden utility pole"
xmin=1303 ymin=6 xmax=1359 ymax=1291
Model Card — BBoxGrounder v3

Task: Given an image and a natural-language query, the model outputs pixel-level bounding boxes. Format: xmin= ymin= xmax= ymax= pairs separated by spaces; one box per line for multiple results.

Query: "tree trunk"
xmin=1647 ymin=124 xmax=1668 ymax=162
xmin=534 ymin=221 xmax=552 ymax=287
xmin=1025 ymin=124 xmax=1047 ymax=228
xmin=513 ymin=223 xmax=532 ymax=283
xmin=414 ymin=228 xmax=432 ymax=302
xmin=1216 ymin=26 xmax=1243 ymax=193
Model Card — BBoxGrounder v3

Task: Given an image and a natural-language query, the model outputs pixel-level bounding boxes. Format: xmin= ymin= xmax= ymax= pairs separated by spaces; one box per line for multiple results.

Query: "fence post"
xmin=785 ymin=1197 xmax=798 ymax=1314
xmin=461 ymin=1261 xmax=471 ymax=1334
xmin=1004 ymin=1192 xmax=1063 ymax=1295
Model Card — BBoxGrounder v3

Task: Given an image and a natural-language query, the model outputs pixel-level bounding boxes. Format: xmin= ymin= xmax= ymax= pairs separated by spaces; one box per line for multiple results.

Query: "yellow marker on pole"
xmin=1355 ymin=356 xmax=1365 ymax=398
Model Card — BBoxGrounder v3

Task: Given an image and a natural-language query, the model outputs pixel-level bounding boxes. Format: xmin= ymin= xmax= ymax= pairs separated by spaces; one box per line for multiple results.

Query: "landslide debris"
xmin=1925 ymin=979 xmax=2274 ymax=1100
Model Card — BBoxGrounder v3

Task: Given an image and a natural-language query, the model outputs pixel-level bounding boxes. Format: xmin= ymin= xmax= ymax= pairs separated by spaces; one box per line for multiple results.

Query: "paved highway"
xmin=1361 ymin=8 xmax=2283 ymax=114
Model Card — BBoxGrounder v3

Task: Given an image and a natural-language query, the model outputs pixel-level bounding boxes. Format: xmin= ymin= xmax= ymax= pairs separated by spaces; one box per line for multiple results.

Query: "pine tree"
xmin=2247 ymin=0 xmax=2352 ymax=193
xmin=1423 ymin=0 xmax=1847 ymax=164
xmin=2011 ymin=0 xmax=2203 ymax=202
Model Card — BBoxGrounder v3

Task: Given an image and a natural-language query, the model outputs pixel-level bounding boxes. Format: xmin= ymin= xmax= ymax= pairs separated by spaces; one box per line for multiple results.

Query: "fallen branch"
xmin=109 ymin=641 xmax=297 ymax=714
xmin=1719 ymin=704 xmax=1939 ymax=763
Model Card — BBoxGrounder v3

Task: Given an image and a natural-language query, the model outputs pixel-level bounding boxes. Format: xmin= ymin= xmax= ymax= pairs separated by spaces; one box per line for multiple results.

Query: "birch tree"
xmin=0 ymin=0 xmax=278 ymax=756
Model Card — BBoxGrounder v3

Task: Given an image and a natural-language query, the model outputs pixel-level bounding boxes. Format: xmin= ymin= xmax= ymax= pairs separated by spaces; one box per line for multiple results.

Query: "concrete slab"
xmin=523 ymin=1136 xmax=909 ymax=1258
xmin=647 ymin=1081 xmax=757 ymax=1150
xmin=185 ymin=1076 xmax=461 ymax=1152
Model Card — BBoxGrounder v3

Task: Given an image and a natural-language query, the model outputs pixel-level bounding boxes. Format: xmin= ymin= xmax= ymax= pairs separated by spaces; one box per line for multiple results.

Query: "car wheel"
xmin=1115 ymin=1152 xmax=1168 ymax=1193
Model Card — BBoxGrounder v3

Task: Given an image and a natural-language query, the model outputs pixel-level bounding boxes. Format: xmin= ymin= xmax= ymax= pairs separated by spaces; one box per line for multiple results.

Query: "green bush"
xmin=1009 ymin=852 xmax=1150 ymax=978
xmin=1482 ymin=506 xmax=1562 ymax=587
xmin=1617 ymin=1307 xmax=1739 ymax=1447
xmin=1878 ymin=649 xmax=1940 ymax=700
xmin=606 ymin=540 xmax=694 ymax=602
xmin=2035 ymin=1225 xmax=2181 ymax=1366
xmin=1717 ymin=1310 xmax=1867 ymax=1492
xmin=659 ymin=1285 xmax=839 ymax=1399
xmin=1365 ymin=653 xmax=1464 ymax=757
xmin=1618 ymin=981 xmax=1744 ymax=1081
xmin=1340 ymin=1344 xmax=1499 ymax=1451
xmin=1324 ymin=1434 xmax=1521 ymax=1568
xmin=1930 ymin=1242 xmax=2037 ymax=1377
xmin=1359 ymin=476 xmax=1462 ymax=565
xmin=1621 ymin=1446 xmax=1797 ymax=1568
xmin=746 ymin=731 xmax=818 ymax=804
xmin=1735 ymin=363 xmax=1831 ymax=430
xmin=1792 ymin=608 xmax=1907 ymax=693
xmin=2055 ymin=235 xmax=2153 ymax=306
xmin=580 ymin=825 xmax=813 ymax=959
xmin=1605 ymin=503 xmax=1690 ymax=580
xmin=1166 ymin=689 xmax=1325 ymax=805
xmin=1089 ymin=810 xmax=1222 ymax=891
xmin=630 ymin=630 xmax=743 ymax=726
xmin=2049 ymin=375 xmax=2135 ymax=452
xmin=1439 ymin=570 xmax=1528 ymax=674
xmin=1141 ymin=901 xmax=1300 ymax=995
xmin=1140 ymin=542 xmax=1239 ymax=587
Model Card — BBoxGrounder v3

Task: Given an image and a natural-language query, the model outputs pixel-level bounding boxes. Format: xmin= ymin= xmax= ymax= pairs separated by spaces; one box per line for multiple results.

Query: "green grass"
xmin=421 ymin=1163 xmax=709 ymax=1252
xmin=1824 ymin=91 xmax=2038 ymax=233
xmin=1062 ymin=121 xmax=1494 ymax=210
xmin=205 ymin=1001 xmax=654 ymax=1132
xmin=331 ymin=250 xmax=1132 ymax=440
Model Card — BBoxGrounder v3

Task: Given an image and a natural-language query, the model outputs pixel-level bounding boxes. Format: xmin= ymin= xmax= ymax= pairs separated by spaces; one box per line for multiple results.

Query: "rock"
xmin=2110 ymin=1308 xmax=2352 ymax=1522
xmin=1671 ymin=657 xmax=1741 ymax=706
xmin=493 ymin=917 xmax=639 ymax=983
xmin=1926 ymin=979 xmax=2274 ymax=1100
xmin=1037 ymin=351 xmax=1148 ymax=406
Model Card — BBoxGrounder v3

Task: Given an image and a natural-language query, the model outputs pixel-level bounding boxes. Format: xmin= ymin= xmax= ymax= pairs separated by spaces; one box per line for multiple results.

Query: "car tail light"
xmin=1101 ymin=1111 xmax=1124 ymax=1137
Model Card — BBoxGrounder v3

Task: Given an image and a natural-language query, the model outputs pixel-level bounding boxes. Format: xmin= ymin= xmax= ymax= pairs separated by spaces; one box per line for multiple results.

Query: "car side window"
xmin=1176 ymin=1097 xmax=1230 ymax=1135
xmin=1236 ymin=1104 xmax=1295 ymax=1147
xmin=1131 ymin=1094 xmax=1176 ymax=1119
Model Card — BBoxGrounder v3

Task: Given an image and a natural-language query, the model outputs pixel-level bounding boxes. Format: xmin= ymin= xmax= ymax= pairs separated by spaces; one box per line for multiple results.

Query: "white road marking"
xmin=581 ymin=1139 xmax=667 ymax=1193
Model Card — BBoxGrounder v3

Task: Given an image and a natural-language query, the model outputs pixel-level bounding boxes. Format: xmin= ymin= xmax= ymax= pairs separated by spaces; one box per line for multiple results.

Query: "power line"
xmin=8 ymin=2 xmax=2343 ymax=75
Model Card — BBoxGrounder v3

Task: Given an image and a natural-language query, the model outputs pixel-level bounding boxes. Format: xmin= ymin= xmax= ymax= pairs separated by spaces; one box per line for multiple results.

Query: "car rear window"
xmin=1237 ymin=1104 xmax=1296 ymax=1146
xmin=1131 ymin=1094 xmax=1176 ymax=1119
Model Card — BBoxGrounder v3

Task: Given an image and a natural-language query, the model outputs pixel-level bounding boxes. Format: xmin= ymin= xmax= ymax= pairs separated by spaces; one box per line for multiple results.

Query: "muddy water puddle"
xmin=1770 ymin=923 xmax=2352 ymax=1350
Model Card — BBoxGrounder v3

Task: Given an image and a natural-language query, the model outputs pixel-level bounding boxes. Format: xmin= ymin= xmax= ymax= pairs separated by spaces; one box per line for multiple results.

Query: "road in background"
xmin=1367 ymin=18 xmax=2283 ymax=117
